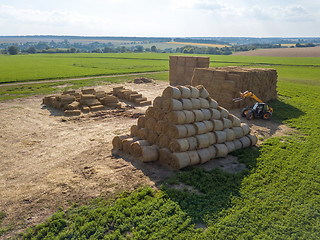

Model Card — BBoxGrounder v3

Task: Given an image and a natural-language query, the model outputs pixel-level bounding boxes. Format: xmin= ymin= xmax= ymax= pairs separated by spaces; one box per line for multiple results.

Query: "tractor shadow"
xmin=230 ymin=99 xmax=304 ymax=139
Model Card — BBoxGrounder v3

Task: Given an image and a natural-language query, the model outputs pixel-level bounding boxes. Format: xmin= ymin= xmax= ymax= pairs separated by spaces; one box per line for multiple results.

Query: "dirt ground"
xmin=233 ymin=46 xmax=320 ymax=57
xmin=0 ymin=80 xmax=293 ymax=238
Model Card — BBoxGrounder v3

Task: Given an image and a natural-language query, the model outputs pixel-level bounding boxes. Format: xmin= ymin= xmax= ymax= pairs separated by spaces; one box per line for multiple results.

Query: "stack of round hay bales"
xmin=112 ymin=85 xmax=258 ymax=169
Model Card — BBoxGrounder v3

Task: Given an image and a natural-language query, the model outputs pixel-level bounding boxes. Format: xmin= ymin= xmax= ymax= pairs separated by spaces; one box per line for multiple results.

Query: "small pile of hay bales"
xmin=113 ymin=87 xmax=151 ymax=106
xmin=43 ymin=88 xmax=121 ymax=116
xmin=112 ymin=85 xmax=257 ymax=170
xmin=169 ymin=56 xmax=210 ymax=86
xmin=191 ymin=66 xmax=278 ymax=109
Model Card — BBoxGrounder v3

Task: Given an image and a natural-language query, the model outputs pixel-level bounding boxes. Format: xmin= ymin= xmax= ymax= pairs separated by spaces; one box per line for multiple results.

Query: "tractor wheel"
xmin=241 ymin=108 xmax=250 ymax=117
xmin=246 ymin=111 xmax=254 ymax=120
xmin=262 ymin=112 xmax=271 ymax=120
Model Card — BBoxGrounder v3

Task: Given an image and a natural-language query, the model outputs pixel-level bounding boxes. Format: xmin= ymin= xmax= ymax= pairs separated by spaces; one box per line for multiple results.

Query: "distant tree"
xmin=145 ymin=48 xmax=151 ymax=52
xmin=151 ymin=45 xmax=157 ymax=52
xmin=135 ymin=45 xmax=144 ymax=52
xmin=8 ymin=46 xmax=19 ymax=55
xmin=27 ymin=46 xmax=36 ymax=54
xmin=70 ymin=47 xmax=77 ymax=53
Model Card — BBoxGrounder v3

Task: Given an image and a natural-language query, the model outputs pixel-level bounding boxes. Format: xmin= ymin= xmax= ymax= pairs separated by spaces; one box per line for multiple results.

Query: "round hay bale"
xmin=190 ymin=98 xmax=201 ymax=109
xmin=218 ymin=106 xmax=229 ymax=119
xmin=183 ymin=110 xmax=195 ymax=123
xmin=159 ymin=134 xmax=170 ymax=148
xmin=201 ymin=109 xmax=211 ymax=120
xmin=192 ymin=110 xmax=205 ymax=122
xmin=197 ymin=148 xmax=211 ymax=164
xmin=178 ymin=86 xmax=192 ymax=98
xmin=228 ymin=114 xmax=241 ymax=127
xmin=122 ymin=137 xmax=139 ymax=153
xmin=213 ymin=120 xmax=224 ymax=131
xmin=159 ymin=148 xmax=172 ymax=165
xmin=141 ymin=145 xmax=159 ymax=162
xmin=222 ymin=118 xmax=233 ymax=129
xmin=208 ymin=145 xmax=217 ymax=159
xmin=145 ymin=106 xmax=156 ymax=119
xmin=207 ymin=132 xmax=216 ymax=145
xmin=145 ymin=117 xmax=157 ymax=130
xmin=241 ymin=123 xmax=251 ymax=135
xmin=223 ymin=129 xmax=236 ymax=141
xmin=239 ymin=136 xmax=251 ymax=148
xmin=154 ymin=109 xmax=166 ymax=121
xmin=181 ymin=98 xmax=193 ymax=110
xmin=188 ymin=150 xmax=200 ymax=166
xmin=112 ymin=135 xmax=129 ymax=150
xmin=162 ymin=99 xmax=183 ymax=113
xmin=147 ymin=131 xmax=159 ymax=145
xmin=130 ymin=140 xmax=150 ymax=157
xmin=187 ymin=137 xmax=198 ymax=150
xmin=197 ymin=85 xmax=209 ymax=98
xmin=166 ymin=111 xmax=186 ymax=124
xmin=169 ymin=138 xmax=189 ymax=152
xmin=196 ymin=134 xmax=210 ymax=149
xmin=210 ymin=108 xmax=221 ymax=120
xmin=225 ymin=141 xmax=236 ymax=153
xmin=188 ymin=86 xmax=200 ymax=98
xmin=233 ymin=139 xmax=242 ymax=150
xmin=215 ymin=131 xmax=227 ymax=143
xmin=232 ymin=126 xmax=244 ymax=138
xmin=193 ymin=122 xmax=207 ymax=134
xmin=185 ymin=124 xmax=196 ymax=137
xmin=153 ymin=96 xmax=164 ymax=109
xmin=162 ymin=86 xmax=181 ymax=99
xmin=203 ymin=120 xmax=214 ymax=131
xmin=130 ymin=125 xmax=139 ymax=137
xmin=167 ymin=124 xmax=188 ymax=138
xmin=137 ymin=116 xmax=146 ymax=128
xmin=247 ymin=134 xmax=258 ymax=146
xmin=207 ymin=97 xmax=218 ymax=109
xmin=199 ymin=98 xmax=210 ymax=108
xmin=170 ymin=152 xmax=190 ymax=169
xmin=214 ymin=144 xmax=228 ymax=158
xmin=138 ymin=128 xmax=149 ymax=140
xmin=155 ymin=120 xmax=167 ymax=135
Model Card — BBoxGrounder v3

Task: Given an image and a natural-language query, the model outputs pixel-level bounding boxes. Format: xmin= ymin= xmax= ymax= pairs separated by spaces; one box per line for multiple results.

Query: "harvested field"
xmin=0 ymin=80 xmax=293 ymax=238
xmin=233 ymin=46 xmax=320 ymax=57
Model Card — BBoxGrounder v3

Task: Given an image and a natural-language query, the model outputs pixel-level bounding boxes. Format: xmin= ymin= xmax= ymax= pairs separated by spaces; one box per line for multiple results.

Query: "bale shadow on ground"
xmin=112 ymin=146 xmax=261 ymax=228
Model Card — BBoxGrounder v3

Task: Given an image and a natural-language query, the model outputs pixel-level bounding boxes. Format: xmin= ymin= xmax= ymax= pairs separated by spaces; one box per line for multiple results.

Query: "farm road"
xmin=0 ymin=71 xmax=168 ymax=86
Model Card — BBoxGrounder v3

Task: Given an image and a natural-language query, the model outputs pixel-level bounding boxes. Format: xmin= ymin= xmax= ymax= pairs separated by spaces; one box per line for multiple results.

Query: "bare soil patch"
xmin=0 ymin=80 xmax=293 ymax=238
xmin=233 ymin=46 xmax=320 ymax=57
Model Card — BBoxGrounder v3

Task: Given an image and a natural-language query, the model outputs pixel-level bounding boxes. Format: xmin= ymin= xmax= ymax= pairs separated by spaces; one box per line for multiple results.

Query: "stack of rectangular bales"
xmin=169 ymin=56 xmax=210 ymax=86
xmin=43 ymin=88 xmax=120 ymax=116
xmin=191 ymin=66 xmax=278 ymax=109
xmin=113 ymin=87 xmax=151 ymax=106
xmin=112 ymin=85 xmax=258 ymax=170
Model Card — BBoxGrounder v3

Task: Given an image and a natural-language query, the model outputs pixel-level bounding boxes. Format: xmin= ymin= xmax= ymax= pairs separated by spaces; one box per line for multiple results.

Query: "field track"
xmin=233 ymin=46 xmax=320 ymax=57
xmin=0 ymin=71 xmax=168 ymax=87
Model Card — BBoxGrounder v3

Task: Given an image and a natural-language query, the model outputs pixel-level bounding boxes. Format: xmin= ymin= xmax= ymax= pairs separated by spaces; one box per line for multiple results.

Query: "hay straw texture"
xmin=192 ymin=66 xmax=277 ymax=109
xmin=112 ymin=84 xmax=258 ymax=170
xmin=169 ymin=56 xmax=210 ymax=86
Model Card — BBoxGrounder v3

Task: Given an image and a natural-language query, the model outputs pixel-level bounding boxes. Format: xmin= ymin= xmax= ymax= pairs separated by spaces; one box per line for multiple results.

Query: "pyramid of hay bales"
xmin=112 ymin=85 xmax=257 ymax=170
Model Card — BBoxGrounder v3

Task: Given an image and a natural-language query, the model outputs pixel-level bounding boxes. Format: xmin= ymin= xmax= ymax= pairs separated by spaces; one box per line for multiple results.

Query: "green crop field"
xmin=1 ymin=53 xmax=320 ymax=239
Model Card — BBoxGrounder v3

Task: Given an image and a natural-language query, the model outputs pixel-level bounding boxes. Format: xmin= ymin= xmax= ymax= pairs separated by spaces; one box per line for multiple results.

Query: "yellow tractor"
xmin=233 ymin=91 xmax=273 ymax=120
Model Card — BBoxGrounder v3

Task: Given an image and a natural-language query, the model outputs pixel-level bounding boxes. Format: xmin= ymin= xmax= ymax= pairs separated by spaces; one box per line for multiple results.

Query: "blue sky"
xmin=0 ymin=0 xmax=319 ymax=37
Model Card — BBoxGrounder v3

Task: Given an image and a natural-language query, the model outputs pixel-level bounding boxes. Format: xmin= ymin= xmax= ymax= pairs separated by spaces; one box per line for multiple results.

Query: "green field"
xmin=1 ymin=53 xmax=320 ymax=239
xmin=1 ymin=53 xmax=320 ymax=84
